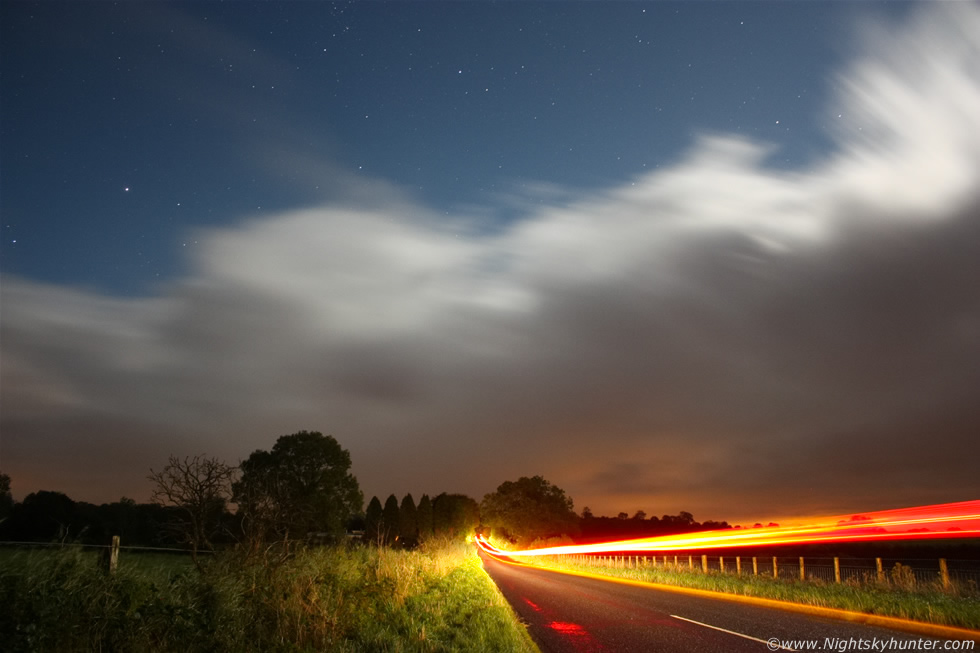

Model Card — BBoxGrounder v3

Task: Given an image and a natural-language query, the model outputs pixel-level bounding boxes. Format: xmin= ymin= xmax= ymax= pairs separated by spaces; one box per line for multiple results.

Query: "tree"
xmin=416 ymin=494 xmax=433 ymax=542
xmin=632 ymin=510 xmax=647 ymax=520
xmin=399 ymin=494 xmax=418 ymax=547
xmin=382 ymin=494 xmax=400 ymax=546
xmin=148 ymin=454 xmax=236 ymax=567
xmin=480 ymin=476 xmax=578 ymax=546
xmin=0 ymin=473 xmax=12 ymax=522
xmin=11 ymin=490 xmax=78 ymax=541
xmin=364 ymin=496 xmax=383 ymax=544
xmin=581 ymin=506 xmax=594 ymax=520
xmin=433 ymin=493 xmax=479 ymax=540
xmin=233 ymin=431 xmax=362 ymax=547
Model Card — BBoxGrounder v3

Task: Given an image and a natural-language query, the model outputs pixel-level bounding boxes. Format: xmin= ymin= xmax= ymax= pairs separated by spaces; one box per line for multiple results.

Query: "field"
xmin=0 ymin=542 xmax=538 ymax=652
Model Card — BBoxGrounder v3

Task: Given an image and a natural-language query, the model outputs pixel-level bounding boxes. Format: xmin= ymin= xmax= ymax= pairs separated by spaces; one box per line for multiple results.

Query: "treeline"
xmin=477 ymin=476 xmax=732 ymax=548
xmin=0 ymin=462 xmax=734 ymax=556
xmin=362 ymin=493 xmax=479 ymax=548
xmin=0 ymin=431 xmax=367 ymax=560
xmin=0 ymin=490 xmax=194 ymax=548
xmin=577 ymin=508 xmax=732 ymax=543
xmin=0 ymin=434 xmax=485 ymax=557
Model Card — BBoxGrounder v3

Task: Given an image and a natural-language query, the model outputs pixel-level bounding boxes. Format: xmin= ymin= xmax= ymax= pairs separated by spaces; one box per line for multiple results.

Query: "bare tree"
xmin=148 ymin=454 xmax=236 ymax=568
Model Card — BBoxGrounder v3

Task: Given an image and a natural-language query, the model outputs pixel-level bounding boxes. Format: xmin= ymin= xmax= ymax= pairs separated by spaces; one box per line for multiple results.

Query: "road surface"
xmin=479 ymin=549 xmax=977 ymax=652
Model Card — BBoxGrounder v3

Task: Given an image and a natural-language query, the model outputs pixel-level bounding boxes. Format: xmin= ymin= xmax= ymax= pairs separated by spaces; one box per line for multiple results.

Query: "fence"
xmin=531 ymin=552 xmax=980 ymax=591
xmin=0 ymin=537 xmax=208 ymax=574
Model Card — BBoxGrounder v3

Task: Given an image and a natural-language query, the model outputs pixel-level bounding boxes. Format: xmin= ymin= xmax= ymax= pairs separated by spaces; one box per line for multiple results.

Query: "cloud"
xmin=2 ymin=3 xmax=979 ymax=522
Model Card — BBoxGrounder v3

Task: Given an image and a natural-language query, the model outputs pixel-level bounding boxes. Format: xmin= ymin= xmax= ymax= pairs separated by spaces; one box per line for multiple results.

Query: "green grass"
xmin=523 ymin=556 xmax=980 ymax=630
xmin=0 ymin=542 xmax=538 ymax=652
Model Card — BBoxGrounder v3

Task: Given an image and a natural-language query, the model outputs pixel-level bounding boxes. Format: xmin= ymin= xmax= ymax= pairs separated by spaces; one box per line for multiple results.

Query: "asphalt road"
xmin=479 ymin=550 xmax=975 ymax=653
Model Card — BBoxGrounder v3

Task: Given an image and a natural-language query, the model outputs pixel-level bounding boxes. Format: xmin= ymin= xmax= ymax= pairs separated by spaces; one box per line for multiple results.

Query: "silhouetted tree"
xmin=399 ymin=494 xmax=418 ymax=547
xmin=617 ymin=512 xmax=629 ymax=520
xmin=0 ymin=473 xmax=12 ymax=522
xmin=632 ymin=510 xmax=647 ymax=520
xmin=364 ymin=496 xmax=383 ymax=544
xmin=416 ymin=494 xmax=433 ymax=542
xmin=433 ymin=493 xmax=479 ymax=540
xmin=11 ymin=491 xmax=78 ymax=541
xmin=234 ymin=431 xmax=362 ymax=548
xmin=480 ymin=476 xmax=578 ymax=546
xmin=581 ymin=506 xmax=594 ymax=520
xmin=382 ymin=494 xmax=400 ymax=545
xmin=149 ymin=454 xmax=236 ymax=567
xmin=660 ymin=511 xmax=697 ymax=527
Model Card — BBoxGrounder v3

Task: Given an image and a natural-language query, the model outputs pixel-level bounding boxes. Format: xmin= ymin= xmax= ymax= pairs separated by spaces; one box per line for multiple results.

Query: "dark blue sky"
xmin=1 ymin=1 xmax=893 ymax=294
xmin=2 ymin=1 xmax=976 ymax=522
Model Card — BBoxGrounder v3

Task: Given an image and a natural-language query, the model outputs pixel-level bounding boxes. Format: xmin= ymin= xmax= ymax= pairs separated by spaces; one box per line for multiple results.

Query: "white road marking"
xmin=670 ymin=614 xmax=797 ymax=650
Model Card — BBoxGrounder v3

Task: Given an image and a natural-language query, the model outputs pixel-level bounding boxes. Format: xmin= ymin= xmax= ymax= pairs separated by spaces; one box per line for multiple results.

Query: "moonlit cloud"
xmin=2 ymin=3 xmax=978 ymax=522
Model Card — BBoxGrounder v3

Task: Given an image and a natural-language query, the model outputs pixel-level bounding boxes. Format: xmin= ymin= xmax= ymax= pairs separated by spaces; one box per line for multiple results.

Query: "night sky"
xmin=2 ymin=1 xmax=978 ymax=525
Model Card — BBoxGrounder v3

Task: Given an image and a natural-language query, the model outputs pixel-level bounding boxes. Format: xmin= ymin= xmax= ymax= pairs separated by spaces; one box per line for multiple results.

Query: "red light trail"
xmin=476 ymin=500 xmax=980 ymax=558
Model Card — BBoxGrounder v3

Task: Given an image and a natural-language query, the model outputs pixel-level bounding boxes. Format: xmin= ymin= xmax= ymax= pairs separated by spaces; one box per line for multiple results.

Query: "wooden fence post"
xmin=752 ymin=556 xmax=758 ymax=575
xmin=799 ymin=557 xmax=805 ymax=581
xmin=939 ymin=558 xmax=950 ymax=590
xmin=772 ymin=556 xmax=778 ymax=579
xmin=876 ymin=558 xmax=884 ymax=583
xmin=674 ymin=555 xmax=678 ymax=568
xmin=834 ymin=557 xmax=841 ymax=584
xmin=719 ymin=556 xmax=724 ymax=573
xmin=108 ymin=535 xmax=120 ymax=575
xmin=736 ymin=556 xmax=742 ymax=576
xmin=688 ymin=555 xmax=693 ymax=570
xmin=702 ymin=554 xmax=708 ymax=573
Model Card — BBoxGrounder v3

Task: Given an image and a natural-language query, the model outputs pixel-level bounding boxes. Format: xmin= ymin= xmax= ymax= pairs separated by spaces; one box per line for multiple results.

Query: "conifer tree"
xmin=416 ymin=494 xmax=434 ymax=542
xmin=399 ymin=493 xmax=418 ymax=547
xmin=364 ymin=496 xmax=383 ymax=544
xmin=382 ymin=494 xmax=400 ymax=546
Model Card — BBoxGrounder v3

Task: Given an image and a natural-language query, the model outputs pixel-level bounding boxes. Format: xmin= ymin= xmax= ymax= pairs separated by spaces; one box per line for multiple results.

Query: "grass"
xmin=520 ymin=554 xmax=980 ymax=631
xmin=0 ymin=541 xmax=538 ymax=652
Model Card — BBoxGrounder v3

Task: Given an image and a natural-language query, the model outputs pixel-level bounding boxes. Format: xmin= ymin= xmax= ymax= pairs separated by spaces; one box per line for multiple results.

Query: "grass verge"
xmin=521 ymin=556 xmax=980 ymax=630
xmin=0 ymin=542 xmax=538 ymax=652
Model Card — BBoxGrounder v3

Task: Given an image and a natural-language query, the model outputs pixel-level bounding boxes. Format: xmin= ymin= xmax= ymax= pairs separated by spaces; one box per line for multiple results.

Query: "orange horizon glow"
xmin=476 ymin=500 xmax=980 ymax=557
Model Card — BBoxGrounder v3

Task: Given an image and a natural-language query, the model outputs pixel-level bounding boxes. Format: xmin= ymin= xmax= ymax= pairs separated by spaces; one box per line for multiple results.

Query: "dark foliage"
xmin=433 ymin=493 xmax=479 ymax=540
xmin=382 ymin=494 xmax=400 ymax=546
xmin=364 ymin=496 xmax=383 ymax=544
xmin=416 ymin=494 xmax=434 ymax=542
xmin=233 ymin=431 xmax=363 ymax=548
xmin=399 ymin=494 xmax=418 ymax=548
xmin=480 ymin=476 xmax=578 ymax=546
